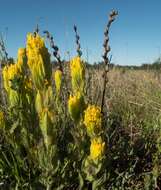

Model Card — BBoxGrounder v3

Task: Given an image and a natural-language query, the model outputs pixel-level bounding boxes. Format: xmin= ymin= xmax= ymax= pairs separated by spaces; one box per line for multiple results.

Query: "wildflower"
xmin=68 ymin=92 xmax=84 ymax=122
xmin=2 ymin=63 xmax=22 ymax=107
xmin=70 ymin=56 xmax=85 ymax=93
xmin=2 ymin=63 xmax=21 ymax=93
xmin=26 ymin=33 xmax=52 ymax=89
xmin=84 ymin=105 xmax=102 ymax=137
xmin=54 ymin=69 xmax=62 ymax=94
xmin=89 ymin=137 xmax=105 ymax=160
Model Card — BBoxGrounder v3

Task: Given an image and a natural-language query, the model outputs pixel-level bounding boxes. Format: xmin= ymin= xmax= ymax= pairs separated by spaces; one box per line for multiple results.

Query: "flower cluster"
xmin=26 ymin=33 xmax=52 ymax=89
xmin=70 ymin=56 xmax=85 ymax=93
xmin=68 ymin=56 xmax=85 ymax=122
xmin=84 ymin=105 xmax=102 ymax=137
xmin=2 ymin=48 xmax=28 ymax=107
xmin=3 ymin=63 xmax=21 ymax=92
xmin=90 ymin=137 xmax=105 ymax=160
xmin=83 ymin=105 xmax=105 ymax=164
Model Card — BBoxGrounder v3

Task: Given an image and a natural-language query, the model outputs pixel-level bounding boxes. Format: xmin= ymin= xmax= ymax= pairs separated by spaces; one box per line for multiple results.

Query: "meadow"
xmin=1 ymin=10 xmax=161 ymax=190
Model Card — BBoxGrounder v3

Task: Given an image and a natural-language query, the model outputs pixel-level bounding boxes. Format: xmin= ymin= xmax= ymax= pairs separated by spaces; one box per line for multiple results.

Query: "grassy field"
xmin=1 ymin=60 xmax=161 ymax=189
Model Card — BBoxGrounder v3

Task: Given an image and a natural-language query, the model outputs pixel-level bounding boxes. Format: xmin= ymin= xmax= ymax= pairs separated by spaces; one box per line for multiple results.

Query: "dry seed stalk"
xmin=0 ymin=36 xmax=9 ymax=105
xmin=101 ymin=10 xmax=118 ymax=113
xmin=0 ymin=36 xmax=8 ymax=64
xmin=73 ymin=25 xmax=82 ymax=57
xmin=44 ymin=30 xmax=63 ymax=71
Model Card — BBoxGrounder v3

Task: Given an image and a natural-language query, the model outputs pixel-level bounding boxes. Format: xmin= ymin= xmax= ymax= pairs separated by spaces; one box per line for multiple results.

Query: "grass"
xmin=1 ymin=65 xmax=161 ymax=189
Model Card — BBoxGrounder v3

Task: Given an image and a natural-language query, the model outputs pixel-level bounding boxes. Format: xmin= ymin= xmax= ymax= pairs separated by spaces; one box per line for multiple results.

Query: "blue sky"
xmin=0 ymin=0 xmax=161 ymax=65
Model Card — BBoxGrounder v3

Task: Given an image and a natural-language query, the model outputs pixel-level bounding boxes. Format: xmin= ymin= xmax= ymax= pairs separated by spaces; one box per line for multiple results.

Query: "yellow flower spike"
xmin=0 ymin=111 xmax=5 ymax=128
xmin=90 ymin=137 xmax=105 ymax=160
xmin=84 ymin=105 xmax=102 ymax=137
xmin=26 ymin=33 xmax=52 ymax=89
xmin=2 ymin=62 xmax=23 ymax=107
xmin=70 ymin=56 xmax=85 ymax=93
xmin=7 ymin=64 xmax=21 ymax=82
xmin=54 ymin=69 xmax=62 ymax=94
xmin=68 ymin=92 xmax=84 ymax=122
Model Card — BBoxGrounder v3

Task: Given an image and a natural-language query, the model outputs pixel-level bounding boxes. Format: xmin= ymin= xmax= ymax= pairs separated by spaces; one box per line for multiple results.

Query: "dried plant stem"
xmin=0 ymin=36 xmax=8 ymax=64
xmin=101 ymin=10 xmax=118 ymax=113
xmin=44 ymin=30 xmax=63 ymax=71
xmin=73 ymin=25 xmax=82 ymax=57
xmin=0 ymin=35 xmax=9 ymax=106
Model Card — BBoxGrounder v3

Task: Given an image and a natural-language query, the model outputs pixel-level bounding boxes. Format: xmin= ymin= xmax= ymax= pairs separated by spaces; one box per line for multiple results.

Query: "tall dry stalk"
xmin=101 ymin=10 xmax=118 ymax=113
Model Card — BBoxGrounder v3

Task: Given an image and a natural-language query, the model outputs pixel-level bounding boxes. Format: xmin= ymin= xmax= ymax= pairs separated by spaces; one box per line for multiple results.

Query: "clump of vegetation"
xmin=0 ymin=10 xmax=161 ymax=190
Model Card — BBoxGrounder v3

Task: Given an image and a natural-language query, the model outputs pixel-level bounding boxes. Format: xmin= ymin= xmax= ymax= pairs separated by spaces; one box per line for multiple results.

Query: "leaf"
xmin=78 ymin=172 xmax=84 ymax=190
xmin=92 ymin=173 xmax=106 ymax=190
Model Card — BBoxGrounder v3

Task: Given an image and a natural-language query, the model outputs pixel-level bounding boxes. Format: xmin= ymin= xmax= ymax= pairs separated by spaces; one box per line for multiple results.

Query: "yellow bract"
xmin=84 ymin=105 xmax=102 ymax=136
xmin=54 ymin=69 xmax=62 ymax=94
xmin=90 ymin=137 xmax=105 ymax=160
xmin=68 ymin=92 xmax=84 ymax=122
xmin=26 ymin=33 xmax=51 ymax=89
xmin=70 ymin=56 xmax=85 ymax=93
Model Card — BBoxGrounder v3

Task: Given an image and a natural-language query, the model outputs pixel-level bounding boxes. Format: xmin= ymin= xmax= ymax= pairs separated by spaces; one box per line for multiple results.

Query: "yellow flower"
xmin=2 ymin=64 xmax=22 ymax=107
xmin=68 ymin=92 xmax=84 ymax=122
xmin=54 ymin=69 xmax=62 ymax=94
xmin=0 ymin=111 xmax=5 ymax=128
xmin=26 ymin=33 xmax=51 ymax=89
xmin=70 ymin=56 xmax=85 ymax=93
xmin=2 ymin=63 xmax=21 ymax=93
xmin=90 ymin=137 xmax=105 ymax=160
xmin=84 ymin=105 xmax=102 ymax=137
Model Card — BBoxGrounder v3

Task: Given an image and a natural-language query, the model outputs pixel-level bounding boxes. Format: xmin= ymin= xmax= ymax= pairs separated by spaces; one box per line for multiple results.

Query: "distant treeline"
xmin=1 ymin=58 xmax=161 ymax=71
xmin=88 ymin=58 xmax=161 ymax=70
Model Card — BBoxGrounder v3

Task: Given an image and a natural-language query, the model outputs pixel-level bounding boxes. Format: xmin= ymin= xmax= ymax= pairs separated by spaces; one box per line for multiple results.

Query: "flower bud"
xmin=68 ymin=92 xmax=84 ymax=122
xmin=70 ymin=56 xmax=85 ymax=93
xmin=54 ymin=69 xmax=62 ymax=95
